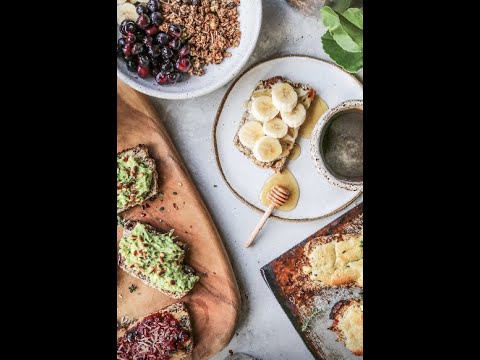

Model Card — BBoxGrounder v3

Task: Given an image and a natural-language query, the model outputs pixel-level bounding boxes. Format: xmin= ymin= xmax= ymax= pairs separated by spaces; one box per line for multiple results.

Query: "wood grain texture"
xmin=117 ymin=80 xmax=241 ymax=359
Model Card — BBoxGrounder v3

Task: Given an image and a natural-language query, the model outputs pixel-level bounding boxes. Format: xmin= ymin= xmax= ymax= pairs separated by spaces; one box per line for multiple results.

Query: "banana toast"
xmin=233 ymin=76 xmax=316 ymax=172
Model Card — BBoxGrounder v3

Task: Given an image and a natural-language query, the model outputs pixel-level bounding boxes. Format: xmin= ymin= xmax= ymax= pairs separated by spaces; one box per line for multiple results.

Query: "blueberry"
xmin=168 ymin=24 xmax=182 ymax=39
xmin=168 ymin=71 xmax=181 ymax=84
xmin=178 ymin=43 xmax=190 ymax=57
xmin=152 ymin=67 xmax=161 ymax=76
xmin=118 ymin=38 xmax=127 ymax=47
xmin=156 ymin=32 xmax=170 ymax=46
xmin=148 ymin=45 xmax=161 ymax=58
xmin=150 ymin=12 xmax=162 ymax=26
xmin=138 ymin=55 xmax=150 ymax=67
xmin=147 ymin=0 xmax=160 ymax=12
xmin=168 ymin=38 xmax=181 ymax=50
xmin=161 ymin=60 xmax=174 ymax=73
xmin=126 ymin=60 xmax=137 ymax=72
xmin=120 ymin=20 xmax=134 ymax=35
xmin=136 ymin=4 xmax=148 ymax=15
xmin=125 ymin=21 xmax=136 ymax=33
xmin=161 ymin=46 xmax=173 ymax=59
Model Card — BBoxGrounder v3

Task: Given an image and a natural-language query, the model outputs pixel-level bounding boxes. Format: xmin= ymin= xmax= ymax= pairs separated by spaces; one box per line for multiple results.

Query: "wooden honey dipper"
xmin=244 ymin=185 xmax=290 ymax=248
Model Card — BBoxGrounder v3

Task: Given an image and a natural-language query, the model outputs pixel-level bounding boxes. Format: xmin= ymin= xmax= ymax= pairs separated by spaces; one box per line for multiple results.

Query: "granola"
xmin=159 ymin=0 xmax=241 ymax=76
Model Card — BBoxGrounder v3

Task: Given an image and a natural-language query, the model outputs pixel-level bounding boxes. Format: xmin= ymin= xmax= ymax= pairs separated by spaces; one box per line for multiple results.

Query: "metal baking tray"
xmin=261 ymin=203 xmax=363 ymax=360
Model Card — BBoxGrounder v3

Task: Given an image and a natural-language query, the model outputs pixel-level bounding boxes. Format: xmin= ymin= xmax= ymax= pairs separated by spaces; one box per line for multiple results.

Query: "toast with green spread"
xmin=118 ymin=221 xmax=199 ymax=299
xmin=117 ymin=144 xmax=159 ymax=213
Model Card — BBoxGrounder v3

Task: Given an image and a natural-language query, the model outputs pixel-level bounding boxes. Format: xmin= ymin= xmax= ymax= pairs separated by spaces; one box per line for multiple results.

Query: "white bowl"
xmin=117 ymin=1 xmax=262 ymax=99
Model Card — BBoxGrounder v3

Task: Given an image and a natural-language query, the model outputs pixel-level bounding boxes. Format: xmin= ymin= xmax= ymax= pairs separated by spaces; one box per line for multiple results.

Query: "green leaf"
xmin=322 ymin=32 xmax=363 ymax=73
xmin=320 ymin=6 xmax=341 ymax=30
xmin=330 ymin=0 xmax=352 ymax=13
xmin=342 ymin=7 xmax=363 ymax=30
xmin=330 ymin=22 xmax=362 ymax=53
xmin=339 ymin=14 xmax=363 ymax=49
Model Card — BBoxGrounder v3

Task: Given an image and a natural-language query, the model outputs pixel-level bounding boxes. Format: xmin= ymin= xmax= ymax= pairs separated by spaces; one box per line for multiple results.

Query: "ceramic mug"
xmin=310 ymin=99 xmax=363 ymax=192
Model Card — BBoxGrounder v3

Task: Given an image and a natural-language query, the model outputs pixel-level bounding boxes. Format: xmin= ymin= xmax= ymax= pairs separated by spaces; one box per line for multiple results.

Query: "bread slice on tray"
xmin=118 ymin=221 xmax=199 ymax=299
xmin=329 ymin=299 xmax=363 ymax=356
xmin=233 ymin=76 xmax=316 ymax=173
xmin=117 ymin=144 xmax=159 ymax=213
xmin=303 ymin=216 xmax=363 ymax=288
xmin=117 ymin=302 xmax=194 ymax=360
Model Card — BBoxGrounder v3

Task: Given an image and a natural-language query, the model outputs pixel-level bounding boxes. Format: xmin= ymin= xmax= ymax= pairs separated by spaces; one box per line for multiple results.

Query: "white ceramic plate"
xmin=117 ymin=1 xmax=262 ymax=99
xmin=213 ymin=56 xmax=363 ymax=221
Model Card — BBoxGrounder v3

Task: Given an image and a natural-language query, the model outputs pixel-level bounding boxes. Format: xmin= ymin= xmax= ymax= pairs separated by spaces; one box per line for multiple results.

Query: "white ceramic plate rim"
xmin=116 ymin=3 xmax=262 ymax=100
xmin=213 ymin=55 xmax=363 ymax=222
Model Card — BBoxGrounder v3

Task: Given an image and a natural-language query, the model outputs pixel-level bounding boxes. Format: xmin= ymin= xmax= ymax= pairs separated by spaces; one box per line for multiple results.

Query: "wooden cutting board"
xmin=117 ymin=80 xmax=240 ymax=359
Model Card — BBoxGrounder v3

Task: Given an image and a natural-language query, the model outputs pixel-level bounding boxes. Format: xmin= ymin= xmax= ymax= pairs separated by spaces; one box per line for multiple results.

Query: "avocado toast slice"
xmin=117 ymin=302 xmax=194 ymax=360
xmin=118 ymin=221 xmax=199 ymax=299
xmin=117 ymin=144 xmax=159 ymax=213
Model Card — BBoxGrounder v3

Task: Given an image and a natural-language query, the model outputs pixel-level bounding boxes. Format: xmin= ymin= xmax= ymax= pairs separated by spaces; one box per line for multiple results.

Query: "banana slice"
xmin=279 ymin=134 xmax=296 ymax=157
xmin=281 ymin=103 xmax=306 ymax=128
xmin=271 ymin=82 xmax=298 ymax=112
xmin=251 ymin=89 xmax=272 ymax=99
xmin=117 ymin=3 xmax=137 ymax=24
xmin=129 ymin=0 xmax=148 ymax=3
xmin=263 ymin=118 xmax=288 ymax=138
xmin=251 ymin=96 xmax=279 ymax=122
xmin=253 ymin=136 xmax=282 ymax=162
xmin=238 ymin=121 xmax=264 ymax=150
xmin=118 ymin=0 xmax=127 ymax=4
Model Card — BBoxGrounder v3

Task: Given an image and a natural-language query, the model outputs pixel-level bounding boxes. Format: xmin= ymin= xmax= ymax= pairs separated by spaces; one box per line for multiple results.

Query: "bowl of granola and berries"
xmin=116 ymin=0 xmax=262 ymax=99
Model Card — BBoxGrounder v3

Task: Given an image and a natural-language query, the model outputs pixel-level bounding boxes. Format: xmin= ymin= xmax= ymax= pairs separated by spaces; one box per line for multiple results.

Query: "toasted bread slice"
xmin=117 ymin=302 xmax=194 ymax=360
xmin=330 ymin=299 xmax=363 ymax=356
xmin=118 ymin=221 xmax=199 ymax=299
xmin=233 ymin=76 xmax=316 ymax=172
xmin=117 ymin=144 xmax=159 ymax=214
xmin=303 ymin=215 xmax=363 ymax=288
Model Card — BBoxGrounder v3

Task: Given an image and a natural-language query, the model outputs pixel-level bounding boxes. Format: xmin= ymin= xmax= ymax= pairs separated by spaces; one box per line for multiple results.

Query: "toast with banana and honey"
xmin=233 ymin=76 xmax=316 ymax=172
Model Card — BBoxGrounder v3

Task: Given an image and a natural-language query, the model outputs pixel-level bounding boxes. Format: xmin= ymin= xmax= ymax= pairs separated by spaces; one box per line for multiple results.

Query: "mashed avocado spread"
xmin=117 ymin=155 xmax=153 ymax=209
xmin=119 ymin=223 xmax=199 ymax=294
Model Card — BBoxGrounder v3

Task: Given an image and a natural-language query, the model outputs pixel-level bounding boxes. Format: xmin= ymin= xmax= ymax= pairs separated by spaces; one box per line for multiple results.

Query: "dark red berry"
xmin=168 ymin=71 xmax=181 ymax=84
xmin=161 ymin=61 xmax=174 ymax=73
xmin=143 ymin=36 xmax=153 ymax=47
xmin=136 ymin=4 xmax=148 ymax=15
xmin=147 ymin=0 xmax=160 ymax=12
xmin=168 ymin=24 xmax=182 ymax=39
xmin=161 ymin=46 xmax=173 ymax=59
xmin=150 ymin=12 xmax=162 ymax=26
xmin=145 ymin=26 xmax=158 ymax=36
xmin=148 ymin=45 xmax=161 ymax=58
xmin=132 ymin=43 xmax=145 ymax=55
xmin=156 ymin=71 xmax=169 ymax=85
xmin=136 ymin=14 xmax=151 ymax=29
xmin=123 ymin=43 xmax=133 ymax=57
xmin=178 ymin=44 xmax=190 ymax=57
xmin=169 ymin=38 xmax=181 ymax=50
xmin=176 ymin=57 xmax=191 ymax=72
xmin=125 ymin=32 xmax=136 ymax=43
xmin=137 ymin=65 xmax=150 ymax=78
xmin=156 ymin=32 xmax=170 ymax=46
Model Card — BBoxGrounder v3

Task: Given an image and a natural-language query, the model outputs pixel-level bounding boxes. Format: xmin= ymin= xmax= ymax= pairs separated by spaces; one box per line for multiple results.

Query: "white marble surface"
xmin=148 ymin=1 xmax=363 ymax=359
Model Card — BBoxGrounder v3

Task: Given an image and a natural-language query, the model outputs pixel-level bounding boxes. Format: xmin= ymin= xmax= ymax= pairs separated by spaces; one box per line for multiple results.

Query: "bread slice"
xmin=117 ymin=144 xmax=159 ymax=214
xmin=330 ymin=299 xmax=363 ymax=356
xmin=303 ymin=217 xmax=363 ymax=288
xmin=233 ymin=76 xmax=316 ymax=172
xmin=118 ymin=221 xmax=199 ymax=299
xmin=117 ymin=302 xmax=194 ymax=360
